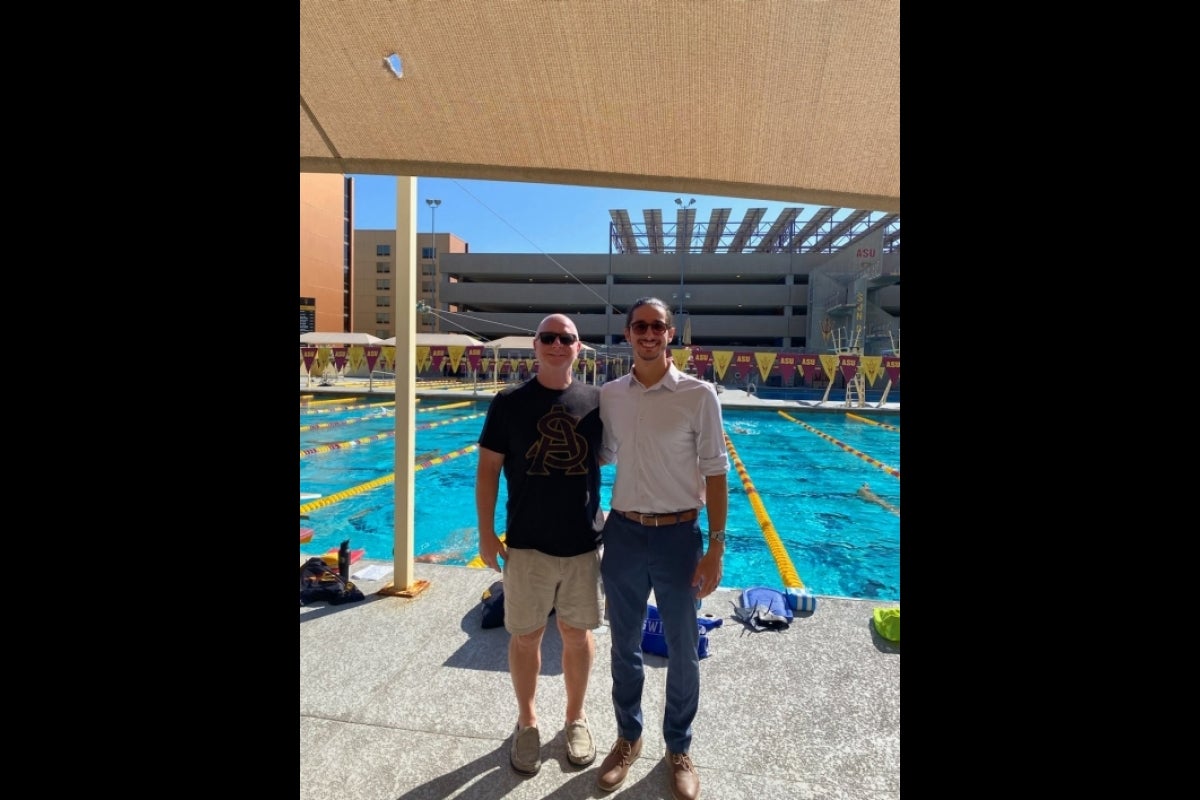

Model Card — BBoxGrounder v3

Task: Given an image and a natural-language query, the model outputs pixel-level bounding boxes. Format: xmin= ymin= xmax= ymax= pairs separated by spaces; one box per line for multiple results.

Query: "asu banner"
xmin=671 ymin=346 xmax=691 ymax=372
xmin=383 ymin=346 xmax=397 ymax=372
xmin=732 ymin=352 xmax=754 ymax=384
xmin=430 ymin=346 xmax=448 ymax=373
xmin=348 ymin=345 xmax=365 ymax=373
xmin=313 ymin=346 xmax=331 ymax=375
xmin=415 ymin=346 xmax=429 ymax=372
xmin=466 ymin=346 xmax=483 ymax=374
xmin=798 ymin=354 xmax=819 ymax=381
xmin=883 ymin=356 xmax=900 ymax=385
xmin=364 ymin=345 xmax=382 ymax=373
xmin=837 ymin=354 xmax=859 ymax=383
xmin=754 ymin=351 xmax=776 ymax=382
xmin=711 ymin=350 xmax=732 ymax=381
xmin=692 ymin=349 xmax=712 ymax=380
xmin=331 ymin=347 xmax=348 ymax=374
xmin=859 ymin=355 xmax=882 ymax=386
xmin=448 ymin=345 xmax=466 ymax=374
xmin=818 ymin=354 xmax=840 ymax=382
xmin=301 ymin=347 xmax=318 ymax=375
xmin=776 ymin=353 xmax=798 ymax=384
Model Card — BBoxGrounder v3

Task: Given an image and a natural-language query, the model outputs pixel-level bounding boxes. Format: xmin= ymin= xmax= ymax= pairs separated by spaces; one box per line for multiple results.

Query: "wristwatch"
xmin=709 ymin=530 xmax=726 ymax=544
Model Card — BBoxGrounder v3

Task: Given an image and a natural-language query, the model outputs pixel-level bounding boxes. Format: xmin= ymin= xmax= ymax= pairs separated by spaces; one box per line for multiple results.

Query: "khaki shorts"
xmin=502 ymin=548 xmax=602 ymax=635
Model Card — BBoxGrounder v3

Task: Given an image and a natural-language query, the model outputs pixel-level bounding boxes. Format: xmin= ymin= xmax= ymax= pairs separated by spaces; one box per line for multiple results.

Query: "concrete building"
xmin=352 ymin=207 xmax=899 ymax=355
xmin=299 ymin=173 xmax=354 ymax=333
xmin=352 ymin=229 xmax=468 ymax=339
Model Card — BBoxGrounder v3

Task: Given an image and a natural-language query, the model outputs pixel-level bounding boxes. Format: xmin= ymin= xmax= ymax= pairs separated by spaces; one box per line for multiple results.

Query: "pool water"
xmin=300 ymin=398 xmax=900 ymax=601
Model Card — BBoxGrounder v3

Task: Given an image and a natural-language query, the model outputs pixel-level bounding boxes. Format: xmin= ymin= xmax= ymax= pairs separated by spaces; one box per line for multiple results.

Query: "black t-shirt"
xmin=477 ymin=379 xmax=603 ymax=557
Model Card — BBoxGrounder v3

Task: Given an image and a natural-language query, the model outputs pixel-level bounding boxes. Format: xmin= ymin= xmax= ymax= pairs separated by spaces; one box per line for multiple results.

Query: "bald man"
xmin=475 ymin=314 xmax=609 ymax=777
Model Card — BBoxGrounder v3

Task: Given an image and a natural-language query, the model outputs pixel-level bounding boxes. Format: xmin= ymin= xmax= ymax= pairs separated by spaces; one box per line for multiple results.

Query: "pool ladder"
xmin=843 ymin=372 xmax=865 ymax=408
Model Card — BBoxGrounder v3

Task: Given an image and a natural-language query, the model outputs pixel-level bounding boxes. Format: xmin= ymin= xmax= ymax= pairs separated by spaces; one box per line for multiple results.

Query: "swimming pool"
xmin=300 ymin=396 xmax=900 ymax=601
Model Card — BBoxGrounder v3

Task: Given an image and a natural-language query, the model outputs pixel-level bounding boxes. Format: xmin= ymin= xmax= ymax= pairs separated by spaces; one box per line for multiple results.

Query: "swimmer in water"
xmin=414 ymin=547 xmax=468 ymax=564
xmin=857 ymin=483 xmax=899 ymax=516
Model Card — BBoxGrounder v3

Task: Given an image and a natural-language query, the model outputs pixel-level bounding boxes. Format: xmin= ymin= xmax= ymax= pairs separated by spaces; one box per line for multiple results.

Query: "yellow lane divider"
xmin=301 ymin=399 xmax=398 ymax=415
xmin=466 ymin=532 xmax=505 ymax=569
xmin=846 ymin=412 xmax=899 ymax=432
xmin=299 ymin=412 xmax=486 ymax=459
xmin=302 ymin=407 xmax=480 ymax=431
xmin=778 ymin=411 xmax=900 ymax=480
xmin=724 ymin=432 xmax=805 ymax=589
xmin=417 ymin=412 xmax=486 ymax=431
xmin=301 ymin=412 xmax=395 ymax=432
xmin=299 ymin=444 xmax=479 ymax=515
xmin=300 ymin=430 xmax=395 ymax=458
xmin=303 ymin=395 xmax=370 ymax=408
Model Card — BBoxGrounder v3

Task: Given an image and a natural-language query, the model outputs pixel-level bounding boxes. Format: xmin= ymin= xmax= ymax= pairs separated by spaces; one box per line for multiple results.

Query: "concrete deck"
xmin=300 ymin=562 xmax=900 ymax=800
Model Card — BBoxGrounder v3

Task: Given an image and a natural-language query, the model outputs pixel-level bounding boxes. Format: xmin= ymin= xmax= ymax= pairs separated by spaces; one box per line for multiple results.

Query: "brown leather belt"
xmin=613 ymin=509 xmax=699 ymax=527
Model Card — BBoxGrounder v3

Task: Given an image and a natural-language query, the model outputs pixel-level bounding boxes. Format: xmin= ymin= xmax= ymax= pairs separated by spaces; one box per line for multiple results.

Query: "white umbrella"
xmin=299 ymin=332 xmax=385 ymax=345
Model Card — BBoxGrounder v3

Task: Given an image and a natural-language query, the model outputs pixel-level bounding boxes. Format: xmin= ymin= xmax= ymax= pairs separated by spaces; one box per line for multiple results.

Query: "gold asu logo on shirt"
xmin=526 ymin=404 xmax=588 ymax=475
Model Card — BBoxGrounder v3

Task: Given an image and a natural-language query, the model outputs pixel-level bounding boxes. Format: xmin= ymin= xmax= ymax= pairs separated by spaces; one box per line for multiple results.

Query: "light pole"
xmin=425 ymin=198 xmax=441 ymax=332
xmin=675 ymin=197 xmax=695 ymax=344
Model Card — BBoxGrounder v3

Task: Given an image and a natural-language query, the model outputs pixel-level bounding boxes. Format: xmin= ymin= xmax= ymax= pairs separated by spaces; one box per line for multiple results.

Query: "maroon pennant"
xmin=883 ymin=356 xmax=900 ymax=385
xmin=776 ymin=353 xmax=798 ymax=385
xmin=331 ymin=347 xmax=348 ymax=372
xmin=301 ymin=347 xmax=318 ymax=374
xmin=838 ymin=354 xmax=859 ymax=383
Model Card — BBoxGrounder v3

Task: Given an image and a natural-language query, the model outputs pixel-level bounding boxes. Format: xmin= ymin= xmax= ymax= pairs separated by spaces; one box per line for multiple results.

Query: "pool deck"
xmin=301 ymin=563 xmax=899 ymax=800
xmin=300 ymin=380 xmax=900 ymax=799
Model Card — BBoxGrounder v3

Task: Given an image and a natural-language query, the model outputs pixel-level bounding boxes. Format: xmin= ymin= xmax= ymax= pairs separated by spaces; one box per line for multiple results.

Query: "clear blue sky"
xmin=351 ymin=175 xmax=861 ymax=254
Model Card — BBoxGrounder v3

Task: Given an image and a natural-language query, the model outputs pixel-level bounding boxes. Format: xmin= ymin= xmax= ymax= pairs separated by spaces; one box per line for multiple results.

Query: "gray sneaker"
xmin=565 ymin=718 xmax=596 ymax=766
xmin=510 ymin=724 xmax=541 ymax=776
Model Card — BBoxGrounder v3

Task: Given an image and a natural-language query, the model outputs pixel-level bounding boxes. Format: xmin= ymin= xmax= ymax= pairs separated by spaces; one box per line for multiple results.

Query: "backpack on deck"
xmin=299 ymin=557 xmax=365 ymax=606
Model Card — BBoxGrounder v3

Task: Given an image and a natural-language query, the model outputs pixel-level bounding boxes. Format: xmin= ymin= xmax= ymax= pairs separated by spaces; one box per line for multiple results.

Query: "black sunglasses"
xmin=629 ymin=320 xmax=669 ymax=334
xmin=537 ymin=332 xmax=578 ymax=345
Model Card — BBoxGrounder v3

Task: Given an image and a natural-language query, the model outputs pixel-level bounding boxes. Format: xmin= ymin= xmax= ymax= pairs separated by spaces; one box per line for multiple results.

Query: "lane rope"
xmin=778 ymin=411 xmax=900 ymax=480
xmin=299 ymin=443 xmax=479 ymax=515
xmin=299 ymin=402 xmax=476 ymax=432
xmin=845 ymin=412 xmax=899 ymax=432
xmin=302 ymin=395 xmax=371 ymax=408
xmin=299 ymin=412 xmax=486 ymax=459
xmin=301 ymin=399 xmax=397 ymax=415
xmin=724 ymin=432 xmax=806 ymax=589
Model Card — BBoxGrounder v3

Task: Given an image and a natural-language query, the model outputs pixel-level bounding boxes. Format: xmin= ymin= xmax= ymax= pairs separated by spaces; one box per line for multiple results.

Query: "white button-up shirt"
xmin=600 ymin=364 xmax=730 ymax=514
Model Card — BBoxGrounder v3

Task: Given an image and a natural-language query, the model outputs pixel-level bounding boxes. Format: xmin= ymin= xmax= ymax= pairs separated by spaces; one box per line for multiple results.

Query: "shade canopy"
xmin=383 ymin=333 xmax=487 ymax=347
xmin=300 ymin=332 xmax=385 ymax=345
xmin=300 ymin=1 xmax=900 ymax=212
xmin=486 ymin=335 xmax=596 ymax=353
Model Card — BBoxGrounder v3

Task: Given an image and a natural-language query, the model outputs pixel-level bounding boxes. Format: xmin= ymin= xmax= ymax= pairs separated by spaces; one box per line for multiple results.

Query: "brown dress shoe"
xmin=596 ymin=736 xmax=642 ymax=792
xmin=666 ymin=751 xmax=700 ymax=800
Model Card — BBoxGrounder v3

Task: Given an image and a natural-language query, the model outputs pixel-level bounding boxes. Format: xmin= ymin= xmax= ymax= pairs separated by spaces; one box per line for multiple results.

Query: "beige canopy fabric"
xmin=300 ymin=1 xmax=900 ymax=212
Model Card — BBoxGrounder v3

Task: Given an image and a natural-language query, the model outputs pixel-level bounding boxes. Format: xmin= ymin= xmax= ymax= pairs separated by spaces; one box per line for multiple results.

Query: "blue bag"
xmin=641 ymin=604 xmax=722 ymax=659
